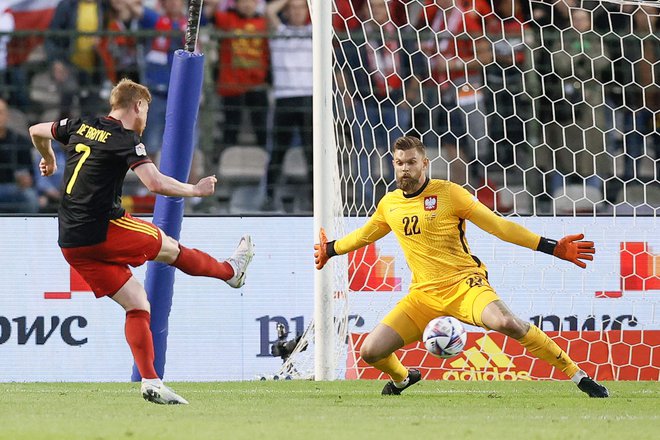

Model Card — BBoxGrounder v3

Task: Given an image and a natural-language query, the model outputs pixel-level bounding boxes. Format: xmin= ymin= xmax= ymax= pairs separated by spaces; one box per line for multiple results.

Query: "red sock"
xmin=172 ymin=245 xmax=234 ymax=280
xmin=125 ymin=310 xmax=158 ymax=380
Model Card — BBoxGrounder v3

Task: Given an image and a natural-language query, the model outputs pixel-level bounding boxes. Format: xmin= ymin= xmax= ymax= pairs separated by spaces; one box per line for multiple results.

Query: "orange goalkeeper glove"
xmin=538 ymin=234 xmax=595 ymax=269
xmin=554 ymin=233 xmax=595 ymax=268
xmin=314 ymin=227 xmax=336 ymax=270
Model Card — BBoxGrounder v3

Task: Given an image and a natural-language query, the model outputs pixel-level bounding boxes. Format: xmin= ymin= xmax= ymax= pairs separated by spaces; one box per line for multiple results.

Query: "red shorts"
xmin=61 ymin=214 xmax=162 ymax=298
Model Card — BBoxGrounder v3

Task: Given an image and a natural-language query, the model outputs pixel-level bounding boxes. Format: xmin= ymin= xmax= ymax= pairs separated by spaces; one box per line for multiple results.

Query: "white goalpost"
xmin=285 ymin=0 xmax=659 ymax=381
xmin=312 ymin=0 xmax=338 ymax=381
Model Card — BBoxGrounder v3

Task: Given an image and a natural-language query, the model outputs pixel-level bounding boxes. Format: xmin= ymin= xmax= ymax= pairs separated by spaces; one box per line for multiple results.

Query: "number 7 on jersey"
xmin=66 ymin=143 xmax=91 ymax=194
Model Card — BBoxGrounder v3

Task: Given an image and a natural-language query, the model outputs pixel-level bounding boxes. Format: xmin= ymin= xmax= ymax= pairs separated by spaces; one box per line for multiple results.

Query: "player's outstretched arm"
xmin=538 ymin=234 xmax=595 ymax=269
xmin=134 ymin=162 xmax=217 ymax=197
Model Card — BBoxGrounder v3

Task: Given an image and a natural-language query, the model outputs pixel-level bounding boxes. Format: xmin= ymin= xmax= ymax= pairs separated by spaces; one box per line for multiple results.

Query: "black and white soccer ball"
xmin=423 ymin=316 xmax=467 ymax=359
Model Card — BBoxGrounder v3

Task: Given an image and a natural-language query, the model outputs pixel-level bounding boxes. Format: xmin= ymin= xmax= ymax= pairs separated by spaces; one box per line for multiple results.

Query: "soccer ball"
xmin=423 ymin=316 xmax=467 ymax=359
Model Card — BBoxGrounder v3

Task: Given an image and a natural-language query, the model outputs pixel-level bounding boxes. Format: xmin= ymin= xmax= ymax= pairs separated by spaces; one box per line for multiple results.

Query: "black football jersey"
xmin=51 ymin=116 xmax=152 ymax=247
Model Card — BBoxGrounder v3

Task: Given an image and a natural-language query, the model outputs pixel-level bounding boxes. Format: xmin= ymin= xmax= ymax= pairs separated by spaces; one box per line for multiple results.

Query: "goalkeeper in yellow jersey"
xmin=314 ymin=136 xmax=609 ymax=398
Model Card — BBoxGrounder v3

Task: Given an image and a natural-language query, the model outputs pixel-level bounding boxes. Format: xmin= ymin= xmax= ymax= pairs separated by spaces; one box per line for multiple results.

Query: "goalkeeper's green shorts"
xmin=381 ymin=273 xmax=499 ymax=344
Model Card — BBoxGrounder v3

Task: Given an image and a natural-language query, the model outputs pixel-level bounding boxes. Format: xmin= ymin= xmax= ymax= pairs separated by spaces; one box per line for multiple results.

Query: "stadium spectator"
xmin=587 ymin=2 xmax=658 ymax=202
xmin=436 ymin=137 xmax=469 ymax=187
xmin=208 ymin=0 xmax=269 ymax=163
xmin=45 ymin=0 xmax=109 ymax=116
xmin=140 ymin=0 xmax=188 ymax=155
xmin=0 ymin=7 xmax=14 ymax=103
xmin=262 ymin=0 xmax=312 ymax=212
xmin=215 ymin=0 xmax=264 ymax=13
xmin=333 ymin=0 xmax=408 ymax=34
xmin=314 ymin=135 xmax=609 ymax=398
xmin=545 ymin=8 xmax=612 ymax=203
xmin=28 ymin=78 xmax=254 ymax=404
xmin=97 ymin=0 xmax=159 ymax=87
xmin=622 ymin=6 xmax=658 ymax=184
xmin=2 ymin=1 xmax=44 ymax=111
xmin=638 ymin=7 xmax=659 ymax=182
xmin=0 ymin=98 xmax=39 ymax=213
xmin=412 ymin=0 xmax=492 ymax=191
xmin=333 ymin=0 xmax=363 ymax=34
xmin=484 ymin=0 xmax=531 ymax=187
xmin=524 ymin=0 xmax=570 ymax=207
xmin=342 ymin=0 xmax=414 ymax=207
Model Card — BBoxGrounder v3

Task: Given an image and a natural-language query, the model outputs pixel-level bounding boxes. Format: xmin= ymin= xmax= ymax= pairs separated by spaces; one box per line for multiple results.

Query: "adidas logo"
xmin=443 ymin=335 xmax=531 ymax=381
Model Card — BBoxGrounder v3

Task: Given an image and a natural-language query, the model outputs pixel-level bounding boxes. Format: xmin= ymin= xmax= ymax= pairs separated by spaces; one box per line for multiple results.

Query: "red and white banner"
xmin=6 ymin=0 xmax=57 ymax=30
xmin=347 ymin=330 xmax=660 ymax=381
xmin=6 ymin=0 xmax=58 ymax=65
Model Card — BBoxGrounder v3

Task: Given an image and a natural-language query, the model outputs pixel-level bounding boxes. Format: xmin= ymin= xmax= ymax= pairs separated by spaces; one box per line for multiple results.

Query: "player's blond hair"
xmin=109 ymin=78 xmax=152 ymax=110
xmin=392 ymin=136 xmax=426 ymax=156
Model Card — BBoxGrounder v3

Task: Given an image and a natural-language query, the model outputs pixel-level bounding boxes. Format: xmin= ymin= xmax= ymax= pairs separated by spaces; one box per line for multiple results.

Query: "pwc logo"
xmin=348 ymin=243 xmax=401 ymax=291
xmin=445 ymin=335 xmax=531 ymax=381
xmin=44 ymin=267 xmax=92 ymax=299
xmin=0 ymin=268 xmax=90 ymax=346
xmin=596 ymin=242 xmax=659 ymax=298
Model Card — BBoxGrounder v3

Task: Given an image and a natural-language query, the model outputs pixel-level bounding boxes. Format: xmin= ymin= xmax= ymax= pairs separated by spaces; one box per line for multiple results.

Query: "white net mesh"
xmin=280 ymin=0 xmax=659 ymax=380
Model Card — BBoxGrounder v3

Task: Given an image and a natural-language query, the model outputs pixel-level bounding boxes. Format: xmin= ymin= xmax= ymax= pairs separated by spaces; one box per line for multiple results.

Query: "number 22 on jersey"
xmin=402 ymin=215 xmax=421 ymax=236
xmin=65 ymin=143 xmax=91 ymax=195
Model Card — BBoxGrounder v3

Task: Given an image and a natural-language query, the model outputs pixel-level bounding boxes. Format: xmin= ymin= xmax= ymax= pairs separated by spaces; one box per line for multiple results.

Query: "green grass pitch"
xmin=0 ymin=381 xmax=657 ymax=440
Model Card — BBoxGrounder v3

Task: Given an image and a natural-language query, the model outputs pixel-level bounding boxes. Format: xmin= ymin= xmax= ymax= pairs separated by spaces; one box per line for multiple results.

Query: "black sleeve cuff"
xmin=326 ymin=240 xmax=337 ymax=257
xmin=537 ymin=237 xmax=558 ymax=255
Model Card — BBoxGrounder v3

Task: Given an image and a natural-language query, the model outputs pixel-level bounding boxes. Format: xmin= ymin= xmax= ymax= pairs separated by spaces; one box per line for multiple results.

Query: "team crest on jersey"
xmin=424 ymin=196 xmax=437 ymax=211
xmin=135 ymin=143 xmax=147 ymax=156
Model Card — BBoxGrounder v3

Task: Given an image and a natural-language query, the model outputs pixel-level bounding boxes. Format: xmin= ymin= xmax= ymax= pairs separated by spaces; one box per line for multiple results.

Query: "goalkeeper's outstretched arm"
xmin=314 ymin=219 xmax=391 ymax=270
xmin=461 ymin=192 xmax=595 ymax=269
xmin=448 ymin=183 xmax=595 ymax=268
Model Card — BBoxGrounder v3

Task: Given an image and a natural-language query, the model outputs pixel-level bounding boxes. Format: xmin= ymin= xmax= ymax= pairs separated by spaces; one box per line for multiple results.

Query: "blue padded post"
xmin=132 ymin=50 xmax=204 ymax=381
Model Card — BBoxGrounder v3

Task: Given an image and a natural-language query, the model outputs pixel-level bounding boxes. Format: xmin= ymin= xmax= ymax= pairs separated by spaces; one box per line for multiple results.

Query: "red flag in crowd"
xmin=6 ymin=0 xmax=58 ymax=65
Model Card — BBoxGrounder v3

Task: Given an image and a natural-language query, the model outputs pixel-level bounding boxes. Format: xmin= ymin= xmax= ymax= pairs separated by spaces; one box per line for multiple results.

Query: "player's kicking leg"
xmin=141 ymin=378 xmax=189 ymax=405
xmin=158 ymin=233 xmax=255 ymax=288
xmin=139 ymin=237 xmax=255 ymax=404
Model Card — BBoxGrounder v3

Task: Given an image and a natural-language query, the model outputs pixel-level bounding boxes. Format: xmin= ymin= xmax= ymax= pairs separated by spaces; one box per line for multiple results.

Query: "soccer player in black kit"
xmin=29 ymin=78 xmax=254 ymax=405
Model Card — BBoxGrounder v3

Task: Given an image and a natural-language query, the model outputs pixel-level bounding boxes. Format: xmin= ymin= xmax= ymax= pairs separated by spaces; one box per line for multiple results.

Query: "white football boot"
xmin=141 ymin=378 xmax=189 ymax=405
xmin=225 ymin=235 xmax=255 ymax=288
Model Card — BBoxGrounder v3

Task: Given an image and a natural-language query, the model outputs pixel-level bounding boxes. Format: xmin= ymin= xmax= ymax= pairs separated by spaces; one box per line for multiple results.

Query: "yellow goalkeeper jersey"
xmin=334 ymin=178 xmax=542 ymax=292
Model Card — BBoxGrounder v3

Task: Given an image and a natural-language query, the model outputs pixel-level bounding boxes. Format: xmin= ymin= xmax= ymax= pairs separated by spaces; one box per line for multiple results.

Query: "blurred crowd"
xmin=0 ymin=0 xmax=658 ymax=215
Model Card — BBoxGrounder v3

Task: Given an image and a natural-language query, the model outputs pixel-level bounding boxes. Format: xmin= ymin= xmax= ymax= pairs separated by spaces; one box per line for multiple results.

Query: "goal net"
xmin=279 ymin=0 xmax=659 ymax=381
